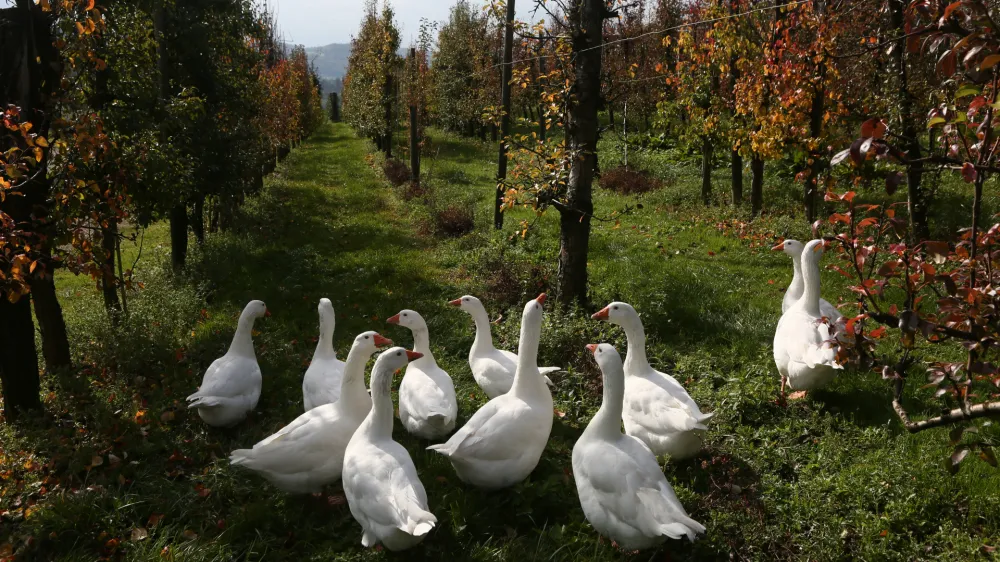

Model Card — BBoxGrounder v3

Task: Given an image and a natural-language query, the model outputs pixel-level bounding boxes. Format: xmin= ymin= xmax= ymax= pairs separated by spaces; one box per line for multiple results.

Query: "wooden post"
xmin=410 ymin=105 xmax=420 ymax=183
xmin=329 ymin=92 xmax=340 ymax=122
xmin=494 ymin=0 xmax=516 ymax=230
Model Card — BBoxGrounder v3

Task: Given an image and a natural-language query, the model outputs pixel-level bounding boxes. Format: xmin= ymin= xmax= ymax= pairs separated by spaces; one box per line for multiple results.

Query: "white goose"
xmin=449 ymin=295 xmax=559 ymax=399
xmin=387 ymin=309 xmax=457 ymax=440
xmin=574 ymin=343 xmax=706 ymax=550
xmin=774 ymin=239 xmax=843 ymax=398
xmin=428 ymin=294 xmax=553 ymax=489
xmin=187 ymin=300 xmax=268 ymax=427
xmin=302 ymin=298 xmax=346 ymax=411
xmin=773 ymin=239 xmax=842 ymax=320
xmin=229 ymin=331 xmax=392 ymax=493
xmin=343 ymin=347 xmax=437 ymax=551
xmin=592 ymin=302 xmax=712 ymax=460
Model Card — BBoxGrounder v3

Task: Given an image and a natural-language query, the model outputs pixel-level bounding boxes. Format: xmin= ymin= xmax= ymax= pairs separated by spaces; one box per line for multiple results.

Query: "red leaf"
xmin=962 ymin=162 xmax=977 ymax=183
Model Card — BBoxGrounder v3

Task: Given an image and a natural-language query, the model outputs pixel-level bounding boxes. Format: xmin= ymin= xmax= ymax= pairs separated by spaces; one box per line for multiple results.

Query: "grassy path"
xmin=2 ymin=122 xmax=1000 ymax=560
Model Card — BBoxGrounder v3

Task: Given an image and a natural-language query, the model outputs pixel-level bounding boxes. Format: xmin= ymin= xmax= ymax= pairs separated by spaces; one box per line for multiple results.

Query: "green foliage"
xmin=5 ymin=123 xmax=1000 ymax=560
xmin=342 ymin=0 xmax=401 ymax=143
xmin=431 ymin=0 xmax=497 ymax=135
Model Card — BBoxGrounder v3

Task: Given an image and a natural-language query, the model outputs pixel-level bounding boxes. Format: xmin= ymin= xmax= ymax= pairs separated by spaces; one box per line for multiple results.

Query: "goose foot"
xmin=777 ymin=377 xmax=788 ymax=407
xmin=787 ymin=390 xmax=807 ymax=401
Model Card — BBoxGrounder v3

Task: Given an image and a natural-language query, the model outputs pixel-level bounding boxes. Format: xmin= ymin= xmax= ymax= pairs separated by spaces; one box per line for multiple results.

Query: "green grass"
xmin=2 ymin=121 xmax=1000 ymax=561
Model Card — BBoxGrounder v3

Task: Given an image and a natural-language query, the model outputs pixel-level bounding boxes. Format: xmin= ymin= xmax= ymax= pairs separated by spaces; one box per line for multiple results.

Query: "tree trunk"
xmin=101 ymin=220 xmax=122 ymax=321
xmin=383 ymin=74 xmax=393 ymax=158
xmin=0 ymin=298 xmax=42 ymax=419
xmin=495 ymin=0 xmax=516 ymax=230
xmin=170 ymin=203 xmax=188 ymax=270
xmin=731 ymin=149 xmax=743 ymax=205
xmin=537 ymin=42 xmax=547 ymax=141
xmin=751 ymin=155 xmax=764 ymax=218
xmin=889 ymin=0 xmax=929 ymax=241
xmin=701 ymin=136 xmax=713 ymax=205
xmin=804 ymin=1 xmax=827 ymax=224
xmin=409 ymin=105 xmax=420 ymax=183
xmin=30 ymin=272 xmax=72 ymax=372
xmin=556 ymin=0 xmax=604 ymax=308
xmin=192 ymin=196 xmax=205 ymax=244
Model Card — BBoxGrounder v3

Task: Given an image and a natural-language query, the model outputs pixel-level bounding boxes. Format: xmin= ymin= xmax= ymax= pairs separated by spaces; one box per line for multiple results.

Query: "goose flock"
xmin=185 ymin=238 xmax=842 ymax=551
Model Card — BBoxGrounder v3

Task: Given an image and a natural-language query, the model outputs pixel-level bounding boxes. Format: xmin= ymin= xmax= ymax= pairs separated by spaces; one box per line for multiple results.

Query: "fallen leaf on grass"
xmin=182 ymin=529 xmax=198 ymax=541
xmin=147 ymin=513 xmax=164 ymax=527
xmin=131 ymin=527 xmax=149 ymax=541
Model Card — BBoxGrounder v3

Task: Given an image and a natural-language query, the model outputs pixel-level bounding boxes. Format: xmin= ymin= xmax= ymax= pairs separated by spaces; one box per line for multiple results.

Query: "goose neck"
xmin=340 ymin=346 xmax=372 ymax=412
xmin=621 ymin=316 xmax=649 ymax=372
xmin=229 ymin=314 xmax=257 ymax=357
xmin=800 ymin=254 xmax=823 ymax=316
xmin=788 ymin=253 xmax=804 ymax=301
xmin=365 ymin=366 xmax=395 ymax=440
xmin=586 ymin=365 xmax=625 ymax=440
xmin=410 ymin=326 xmax=433 ymax=358
xmin=313 ymin=317 xmax=337 ymax=360
xmin=469 ymin=307 xmax=495 ymax=352
xmin=511 ymin=315 xmax=544 ymax=397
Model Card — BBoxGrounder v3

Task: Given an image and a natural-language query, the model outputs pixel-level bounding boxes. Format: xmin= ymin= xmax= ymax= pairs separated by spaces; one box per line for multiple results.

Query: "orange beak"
xmin=264 ymin=308 xmax=272 ymax=317
xmin=386 ymin=313 xmax=400 ymax=325
xmin=536 ymin=293 xmax=546 ymax=306
xmin=771 ymin=241 xmax=785 ymax=251
xmin=405 ymin=350 xmax=423 ymax=361
xmin=448 ymin=298 xmax=462 ymax=307
xmin=373 ymin=334 xmax=392 ymax=347
xmin=592 ymin=306 xmax=610 ymax=321
xmin=585 ymin=343 xmax=598 ymax=353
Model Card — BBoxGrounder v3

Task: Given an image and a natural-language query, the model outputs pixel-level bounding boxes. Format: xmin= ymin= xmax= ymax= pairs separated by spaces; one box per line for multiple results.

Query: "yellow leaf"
xmin=34 ymin=136 xmax=48 ymax=148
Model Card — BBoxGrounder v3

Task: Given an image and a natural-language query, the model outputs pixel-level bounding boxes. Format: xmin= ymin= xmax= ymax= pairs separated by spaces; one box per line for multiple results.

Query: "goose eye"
xmin=613 ymin=306 xmax=618 ymax=310
xmin=396 ymin=352 xmax=401 ymax=356
xmin=364 ymin=335 xmax=369 ymax=339
xmin=403 ymin=313 xmax=408 ymax=317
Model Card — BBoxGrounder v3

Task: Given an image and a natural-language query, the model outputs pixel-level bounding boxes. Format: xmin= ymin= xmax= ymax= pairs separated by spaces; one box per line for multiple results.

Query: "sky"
xmin=271 ymin=0 xmax=541 ymax=47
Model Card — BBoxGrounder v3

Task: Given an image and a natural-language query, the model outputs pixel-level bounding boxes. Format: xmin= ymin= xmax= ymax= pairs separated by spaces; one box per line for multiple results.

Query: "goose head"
xmin=370 ymin=347 xmax=423 ymax=394
xmin=448 ymin=295 xmax=484 ymax=314
xmin=522 ymin=293 xmax=546 ymax=324
xmin=386 ymin=309 xmax=427 ymax=332
xmin=317 ymin=297 xmax=335 ymax=325
xmin=242 ymin=300 xmax=269 ymax=320
xmin=586 ymin=343 xmax=623 ymax=373
xmin=591 ymin=301 xmax=637 ymax=326
xmin=803 ymin=238 xmax=827 ymax=265
xmin=772 ymin=239 xmax=804 ymax=259
xmin=351 ymin=330 xmax=393 ymax=355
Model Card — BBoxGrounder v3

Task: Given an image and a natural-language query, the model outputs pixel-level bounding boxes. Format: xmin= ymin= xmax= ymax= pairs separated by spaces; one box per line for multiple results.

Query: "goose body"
xmin=428 ymin=294 xmax=553 ymax=489
xmin=774 ymin=240 xmax=844 ymax=392
xmin=388 ymin=310 xmax=457 ymax=440
xmin=574 ymin=344 xmax=706 ymax=550
xmin=593 ymin=302 xmax=712 ymax=460
xmin=774 ymin=239 xmax=841 ymax=320
xmin=449 ymin=295 xmax=559 ymax=399
xmin=186 ymin=300 xmax=267 ymax=427
xmin=229 ymin=331 xmax=391 ymax=493
xmin=343 ymin=347 xmax=437 ymax=551
xmin=302 ymin=298 xmax=346 ymax=411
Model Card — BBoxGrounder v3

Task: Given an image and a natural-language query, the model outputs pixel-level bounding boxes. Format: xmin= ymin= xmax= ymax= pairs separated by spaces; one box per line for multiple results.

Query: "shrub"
xmin=463 ymin=238 xmax=554 ymax=311
xmin=598 ymin=165 xmax=664 ymax=195
xmin=432 ymin=204 xmax=474 ymax=237
xmin=382 ymin=158 xmax=410 ymax=186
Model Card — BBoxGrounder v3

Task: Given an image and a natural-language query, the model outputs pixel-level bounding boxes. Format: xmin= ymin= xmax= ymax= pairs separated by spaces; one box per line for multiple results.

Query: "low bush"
xmin=598 ymin=165 xmax=664 ymax=195
xmin=431 ymin=204 xmax=474 ymax=237
xmin=382 ymin=158 xmax=410 ymax=186
xmin=400 ymin=181 xmax=428 ymax=201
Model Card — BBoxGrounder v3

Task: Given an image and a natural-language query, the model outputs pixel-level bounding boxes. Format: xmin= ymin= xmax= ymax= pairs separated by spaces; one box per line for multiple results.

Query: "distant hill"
xmin=303 ymin=43 xmax=352 ymax=81
xmin=283 ymin=41 xmax=408 ymax=90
